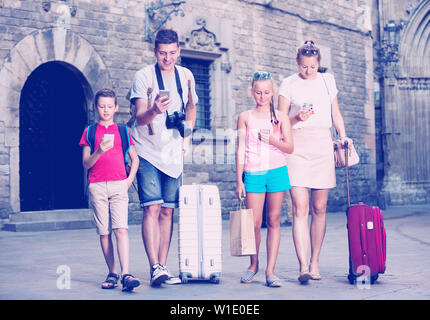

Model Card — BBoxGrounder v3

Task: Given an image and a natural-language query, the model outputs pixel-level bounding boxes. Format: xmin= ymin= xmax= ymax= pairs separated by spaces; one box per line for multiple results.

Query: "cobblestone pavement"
xmin=0 ymin=205 xmax=429 ymax=301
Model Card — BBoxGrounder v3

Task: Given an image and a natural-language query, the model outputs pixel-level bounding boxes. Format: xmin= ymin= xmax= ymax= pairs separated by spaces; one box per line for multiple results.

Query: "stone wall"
xmin=371 ymin=0 xmax=430 ymax=206
xmin=0 ymin=0 xmax=376 ymax=220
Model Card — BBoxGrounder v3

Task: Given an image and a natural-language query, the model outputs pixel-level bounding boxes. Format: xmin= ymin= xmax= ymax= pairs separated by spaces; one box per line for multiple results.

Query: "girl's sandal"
xmin=240 ymin=269 xmax=258 ymax=283
xmin=121 ymin=274 xmax=140 ymax=292
xmin=266 ymin=275 xmax=282 ymax=287
xmin=101 ymin=273 xmax=119 ymax=289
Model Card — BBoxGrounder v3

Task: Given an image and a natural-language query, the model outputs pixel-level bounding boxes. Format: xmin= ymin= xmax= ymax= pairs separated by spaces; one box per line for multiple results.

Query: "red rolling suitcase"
xmin=343 ymin=142 xmax=386 ymax=284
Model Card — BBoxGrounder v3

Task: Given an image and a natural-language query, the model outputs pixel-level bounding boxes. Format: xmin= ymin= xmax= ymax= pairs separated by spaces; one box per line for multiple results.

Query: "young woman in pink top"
xmin=236 ymin=72 xmax=294 ymax=287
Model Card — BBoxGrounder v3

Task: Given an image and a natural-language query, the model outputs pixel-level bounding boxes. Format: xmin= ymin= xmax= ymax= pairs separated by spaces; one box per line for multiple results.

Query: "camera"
xmin=165 ymin=111 xmax=192 ymax=138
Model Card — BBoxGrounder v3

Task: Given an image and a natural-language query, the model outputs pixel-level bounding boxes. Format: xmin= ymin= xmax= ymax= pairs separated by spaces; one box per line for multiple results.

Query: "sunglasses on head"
xmin=253 ymin=71 xmax=272 ymax=81
xmin=300 ymin=48 xmax=319 ymax=56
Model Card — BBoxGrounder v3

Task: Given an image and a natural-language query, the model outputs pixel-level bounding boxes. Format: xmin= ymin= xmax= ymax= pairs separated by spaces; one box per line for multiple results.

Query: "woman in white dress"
xmin=278 ymin=40 xmax=353 ymax=283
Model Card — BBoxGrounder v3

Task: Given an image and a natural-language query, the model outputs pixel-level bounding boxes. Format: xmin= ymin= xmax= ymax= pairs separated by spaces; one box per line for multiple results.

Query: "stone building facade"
xmin=0 ymin=0 xmax=381 ymax=224
xmin=371 ymin=0 xmax=430 ymax=206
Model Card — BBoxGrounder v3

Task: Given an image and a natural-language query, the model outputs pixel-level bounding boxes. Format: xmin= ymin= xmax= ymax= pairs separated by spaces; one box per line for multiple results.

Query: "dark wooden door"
xmin=19 ymin=62 xmax=88 ymax=211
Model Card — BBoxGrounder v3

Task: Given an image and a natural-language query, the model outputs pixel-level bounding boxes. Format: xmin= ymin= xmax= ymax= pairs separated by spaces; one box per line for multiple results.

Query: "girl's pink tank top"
xmin=244 ymin=109 xmax=287 ymax=172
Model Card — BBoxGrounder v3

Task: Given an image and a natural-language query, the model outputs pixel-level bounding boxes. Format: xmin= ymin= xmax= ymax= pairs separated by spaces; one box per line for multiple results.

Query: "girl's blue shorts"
xmin=244 ymin=166 xmax=291 ymax=193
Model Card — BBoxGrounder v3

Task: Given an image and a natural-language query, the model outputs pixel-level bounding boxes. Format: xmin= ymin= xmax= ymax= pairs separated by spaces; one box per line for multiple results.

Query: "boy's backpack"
xmin=86 ymin=124 xmax=131 ymax=175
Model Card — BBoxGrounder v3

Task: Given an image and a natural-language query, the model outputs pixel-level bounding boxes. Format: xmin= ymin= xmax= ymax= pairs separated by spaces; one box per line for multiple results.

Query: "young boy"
xmin=79 ymin=88 xmax=140 ymax=291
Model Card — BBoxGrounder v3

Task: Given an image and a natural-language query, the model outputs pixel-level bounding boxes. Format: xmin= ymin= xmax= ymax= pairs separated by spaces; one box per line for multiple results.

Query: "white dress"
xmin=278 ymin=72 xmax=338 ymax=189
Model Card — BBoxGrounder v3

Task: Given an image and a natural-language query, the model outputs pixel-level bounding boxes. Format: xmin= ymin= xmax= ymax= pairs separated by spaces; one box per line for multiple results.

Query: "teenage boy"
xmin=127 ymin=29 xmax=198 ymax=286
xmin=79 ymin=88 xmax=140 ymax=291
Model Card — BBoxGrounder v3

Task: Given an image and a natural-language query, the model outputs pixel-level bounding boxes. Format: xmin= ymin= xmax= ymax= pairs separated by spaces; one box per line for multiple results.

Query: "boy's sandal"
xmin=101 ymin=273 xmax=119 ymax=289
xmin=266 ymin=275 xmax=282 ymax=287
xmin=240 ymin=269 xmax=258 ymax=283
xmin=121 ymin=274 xmax=140 ymax=292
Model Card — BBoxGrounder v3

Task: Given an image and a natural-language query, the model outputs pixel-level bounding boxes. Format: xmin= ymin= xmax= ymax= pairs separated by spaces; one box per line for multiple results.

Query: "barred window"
xmin=180 ymin=57 xmax=212 ymax=130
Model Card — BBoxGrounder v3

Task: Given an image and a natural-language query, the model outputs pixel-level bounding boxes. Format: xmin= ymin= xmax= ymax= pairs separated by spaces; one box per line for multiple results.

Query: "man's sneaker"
xmin=150 ymin=264 xmax=168 ymax=287
xmin=162 ymin=266 xmax=182 ymax=285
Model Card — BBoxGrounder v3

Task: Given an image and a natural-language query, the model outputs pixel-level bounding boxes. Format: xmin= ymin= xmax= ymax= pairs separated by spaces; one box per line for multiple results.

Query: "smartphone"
xmin=103 ymin=134 xmax=115 ymax=145
xmin=159 ymin=90 xmax=170 ymax=98
xmin=301 ymin=103 xmax=314 ymax=111
xmin=260 ymin=129 xmax=270 ymax=135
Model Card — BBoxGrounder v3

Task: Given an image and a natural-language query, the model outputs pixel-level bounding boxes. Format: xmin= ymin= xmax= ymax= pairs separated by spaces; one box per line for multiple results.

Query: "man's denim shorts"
xmin=244 ymin=165 xmax=291 ymax=193
xmin=136 ymin=156 xmax=182 ymax=209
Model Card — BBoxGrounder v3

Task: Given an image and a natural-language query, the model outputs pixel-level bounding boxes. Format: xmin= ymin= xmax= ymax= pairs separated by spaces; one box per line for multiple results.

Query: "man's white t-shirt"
xmin=127 ymin=64 xmax=198 ymax=178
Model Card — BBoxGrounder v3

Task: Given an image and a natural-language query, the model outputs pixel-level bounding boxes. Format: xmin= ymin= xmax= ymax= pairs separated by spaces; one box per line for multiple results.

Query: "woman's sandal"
xmin=266 ymin=275 xmax=282 ymax=287
xmin=298 ymin=271 xmax=312 ymax=284
xmin=309 ymin=264 xmax=322 ymax=280
xmin=309 ymin=273 xmax=322 ymax=280
xmin=121 ymin=274 xmax=140 ymax=292
xmin=101 ymin=273 xmax=119 ymax=289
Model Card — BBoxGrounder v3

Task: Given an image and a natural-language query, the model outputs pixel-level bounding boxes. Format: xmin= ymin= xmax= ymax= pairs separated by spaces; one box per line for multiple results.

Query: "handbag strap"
xmin=323 ymin=74 xmax=352 ymax=208
xmin=321 ymin=74 xmax=338 ymax=140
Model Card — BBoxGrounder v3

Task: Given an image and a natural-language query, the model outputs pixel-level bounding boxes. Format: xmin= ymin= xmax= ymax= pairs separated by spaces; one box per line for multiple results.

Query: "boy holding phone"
xmin=79 ymin=88 xmax=140 ymax=292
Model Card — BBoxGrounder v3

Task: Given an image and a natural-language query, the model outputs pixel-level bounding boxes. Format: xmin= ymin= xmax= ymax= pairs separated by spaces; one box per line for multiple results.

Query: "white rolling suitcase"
xmin=178 ymin=184 xmax=222 ymax=284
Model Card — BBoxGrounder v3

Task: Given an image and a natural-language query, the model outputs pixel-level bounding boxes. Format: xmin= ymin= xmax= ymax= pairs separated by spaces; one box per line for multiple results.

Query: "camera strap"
xmin=154 ymin=63 xmax=185 ymax=114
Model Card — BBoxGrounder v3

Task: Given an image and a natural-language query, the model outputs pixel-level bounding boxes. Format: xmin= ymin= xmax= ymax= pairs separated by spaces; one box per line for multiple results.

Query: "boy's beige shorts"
xmin=88 ymin=180 xmax=129 ymax=235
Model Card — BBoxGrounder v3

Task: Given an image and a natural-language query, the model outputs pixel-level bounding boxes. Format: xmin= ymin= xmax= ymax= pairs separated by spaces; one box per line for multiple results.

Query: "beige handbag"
xmin=230 ymin=200 xmax=256 ymax=256
xmin=333 ymin=140 xmax=359 ymax=168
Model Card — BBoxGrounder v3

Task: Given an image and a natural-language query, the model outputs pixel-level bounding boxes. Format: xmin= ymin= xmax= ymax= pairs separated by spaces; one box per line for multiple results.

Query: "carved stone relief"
xmin=187 ymin=18 xmax=220 ymax=51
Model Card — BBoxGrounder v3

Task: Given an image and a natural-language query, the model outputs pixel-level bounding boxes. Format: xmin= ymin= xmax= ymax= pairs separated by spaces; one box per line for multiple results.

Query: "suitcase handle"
xmin=344 ymin=141 xmax=351 ymax=208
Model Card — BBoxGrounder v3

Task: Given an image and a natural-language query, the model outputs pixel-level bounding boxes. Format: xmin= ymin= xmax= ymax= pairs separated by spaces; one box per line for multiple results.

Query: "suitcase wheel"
xmin=210 ymin=276 xmax=220 ymax=284
xmin=209 ymin=273 xmax=221 ymax=284
xmin=371 ymin=274 xmax=378 ymax=284
xmin=180 ymin=272 xmax=192 ymax=284
xmin=348 ymin=273 xmax=379 ymax=285
xmin=347 ymin=274 xmax=356 ymax=285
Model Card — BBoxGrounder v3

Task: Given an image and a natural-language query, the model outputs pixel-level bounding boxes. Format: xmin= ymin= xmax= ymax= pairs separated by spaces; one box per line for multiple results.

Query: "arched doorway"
xmin=19 ymin=61 xmax=90 ymax=211
xmin=0 ymin=28 xmax=111 ymax=213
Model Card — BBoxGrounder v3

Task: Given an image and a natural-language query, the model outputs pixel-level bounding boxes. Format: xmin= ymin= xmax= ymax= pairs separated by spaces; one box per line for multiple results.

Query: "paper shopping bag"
xmin=230 ymin=201 xmax=256 ymax=256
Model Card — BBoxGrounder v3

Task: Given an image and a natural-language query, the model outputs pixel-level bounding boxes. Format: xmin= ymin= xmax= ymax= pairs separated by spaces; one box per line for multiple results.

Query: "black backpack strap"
xmin=154 ymin=63 xmax=165 ymax=90
xmin=86 ymin=123 xmax=129 ymax=163
xmin=174 ymin=67 xmax=184 ymax=112
xmin=117 ymin=125 xmax=130 ymax=167
xmin=86 ymin=124 xmax=98 ymax=154
xmin=154 ymin=63 xmax=185 ymax=112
